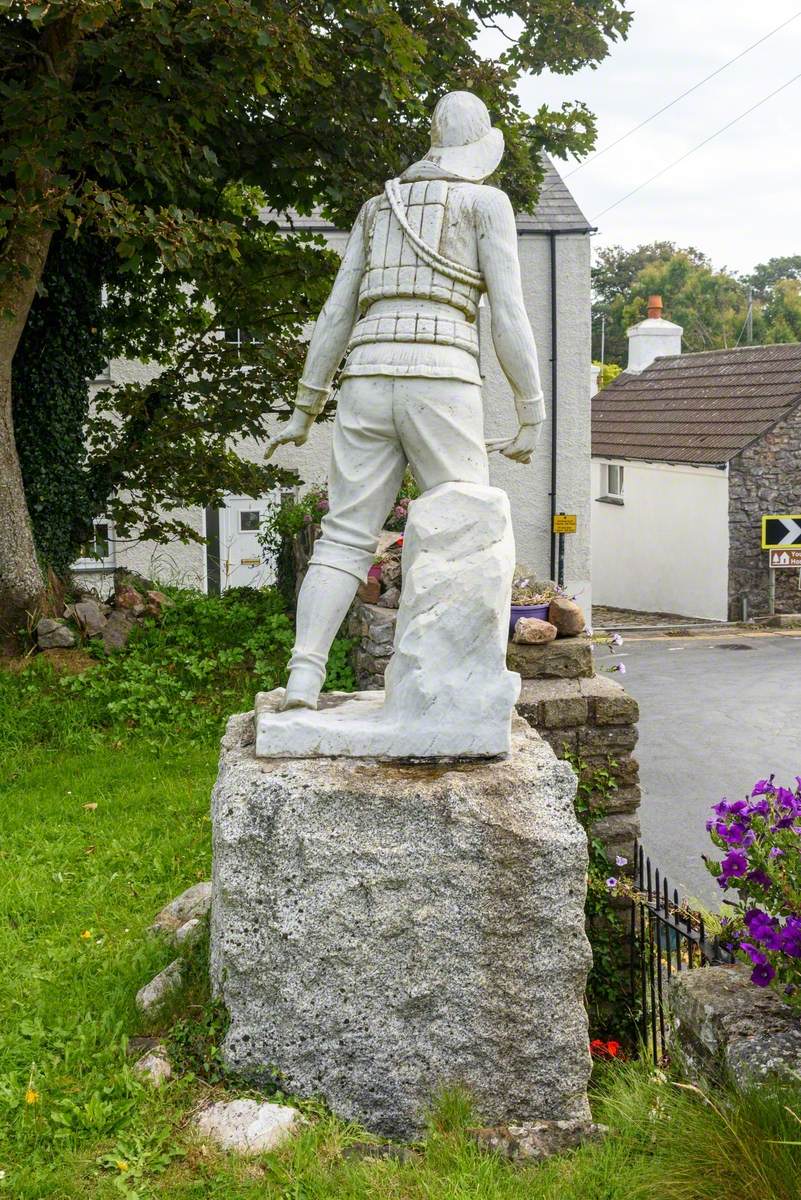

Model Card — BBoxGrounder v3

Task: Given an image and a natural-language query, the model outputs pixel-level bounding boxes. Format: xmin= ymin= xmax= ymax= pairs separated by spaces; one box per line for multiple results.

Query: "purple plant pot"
xmin=509 ymin=603 xmax=550 ymax=639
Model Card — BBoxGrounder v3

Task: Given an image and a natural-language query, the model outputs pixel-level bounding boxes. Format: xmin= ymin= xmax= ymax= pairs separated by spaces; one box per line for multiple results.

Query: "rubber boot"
xmin=282 ymin=563 xmax=360 ymax=710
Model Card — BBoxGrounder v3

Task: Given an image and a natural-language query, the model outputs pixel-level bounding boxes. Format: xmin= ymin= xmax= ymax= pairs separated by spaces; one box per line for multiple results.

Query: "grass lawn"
xmin=3 ymin=590 xmax=801 ymax=1198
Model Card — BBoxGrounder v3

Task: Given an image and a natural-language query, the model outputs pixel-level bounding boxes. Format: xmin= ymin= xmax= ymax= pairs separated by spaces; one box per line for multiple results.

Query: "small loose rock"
xmin=100 ymin=610 xmax=136 ymax=652
xmin=36 ymin=617 xmax=76 ymax=650
xmin=194 ymin=1099 xmax=300 ymax=1155
xmin=513 ymin=617 xmax=557 ymax=644
xmin=377 ymin=586 xmax=401 ymax=609
xmin=135 ymin=959 xmax=186 ymax=1019
xmin=548 ymin=597 xmax=586 ymax=638
xmin=470 ymin=1119 xmax=606 ymax=1161
xmin=133 ymin=1043 xmax=172 ymax=1086
xmin=150 ymin=881 xmax=212 ymax=935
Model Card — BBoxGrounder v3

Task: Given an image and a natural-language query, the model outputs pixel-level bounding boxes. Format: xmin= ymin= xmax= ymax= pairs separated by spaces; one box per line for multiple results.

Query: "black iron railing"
xmin=630 ymin=839 xmax=733 ymax=1064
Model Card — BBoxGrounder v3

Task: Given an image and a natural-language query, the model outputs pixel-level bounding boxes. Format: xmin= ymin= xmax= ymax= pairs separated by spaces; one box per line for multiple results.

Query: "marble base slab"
xmin=254 ymin=688 xmax=511 ymax=760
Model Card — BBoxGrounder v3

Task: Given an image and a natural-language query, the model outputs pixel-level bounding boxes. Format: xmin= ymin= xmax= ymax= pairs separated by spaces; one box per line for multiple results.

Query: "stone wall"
xmin=670 ymin=964 xmax=801 ymax=1088
xmin=513 ymin=646 xmax=640 ymax=862
xmin=728 ymin=403 xmax=801 ymax=619
xmin=347 ymin=612 xmax=641 ymax=863
xmin=346 ymin=600 xmax=397 ymax=690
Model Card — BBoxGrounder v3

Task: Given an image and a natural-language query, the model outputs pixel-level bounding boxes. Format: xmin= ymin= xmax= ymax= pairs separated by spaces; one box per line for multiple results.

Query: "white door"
xmin=219 ymin=494 xmax=279 ymax=591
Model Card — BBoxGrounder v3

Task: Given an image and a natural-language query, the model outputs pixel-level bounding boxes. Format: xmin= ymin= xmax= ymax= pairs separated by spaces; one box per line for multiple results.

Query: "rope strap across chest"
xmin=383 ymin=178 xmax=483 ymax=289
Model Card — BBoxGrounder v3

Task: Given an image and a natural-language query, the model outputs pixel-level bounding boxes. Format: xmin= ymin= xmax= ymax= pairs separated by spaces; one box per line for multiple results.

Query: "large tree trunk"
xmin=0 ymin=15 xmax=80 ymax=634
xmin=0 ymin=220 xmax=56 ymax=633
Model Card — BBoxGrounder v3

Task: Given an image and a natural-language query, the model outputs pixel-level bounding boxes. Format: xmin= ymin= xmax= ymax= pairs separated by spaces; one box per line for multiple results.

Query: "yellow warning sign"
xmin=552 ymin=513 xmax=577 ymax=534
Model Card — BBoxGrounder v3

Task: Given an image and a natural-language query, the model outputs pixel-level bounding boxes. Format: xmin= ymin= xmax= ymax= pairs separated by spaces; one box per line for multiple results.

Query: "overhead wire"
xmin=564 ymin=9 xmax=801 ymax=179
xmin=594 ymin=68 xmax=801 ymax=219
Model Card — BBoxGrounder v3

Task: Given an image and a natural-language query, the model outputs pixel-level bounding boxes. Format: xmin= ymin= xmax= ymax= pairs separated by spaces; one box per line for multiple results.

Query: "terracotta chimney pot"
xmin=647 ymin=294 xmax=663 ymax=320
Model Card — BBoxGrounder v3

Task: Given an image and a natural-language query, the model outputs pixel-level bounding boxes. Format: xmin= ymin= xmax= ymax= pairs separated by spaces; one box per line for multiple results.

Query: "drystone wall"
xmin=728 ymin=403 xmax=801 ymax=619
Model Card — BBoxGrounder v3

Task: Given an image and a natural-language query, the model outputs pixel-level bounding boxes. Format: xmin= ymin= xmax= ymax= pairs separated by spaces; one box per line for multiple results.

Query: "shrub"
xmin=0 ymin=586 xmax=354 ymax=749
xmin=706 ymin=774 xmax=801 ymax=1004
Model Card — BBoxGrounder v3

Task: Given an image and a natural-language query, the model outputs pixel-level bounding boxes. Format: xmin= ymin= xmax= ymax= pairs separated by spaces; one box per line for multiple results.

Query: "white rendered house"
xmin=79 ymin=160 xmax=595 ymax=607
xmin=592 ymin=299 xmax=801 ymax=620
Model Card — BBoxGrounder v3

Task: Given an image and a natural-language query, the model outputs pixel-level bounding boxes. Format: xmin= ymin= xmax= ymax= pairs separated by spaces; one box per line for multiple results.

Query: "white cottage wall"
xmin=482 ymin=232 xmax=592 ymax=612
xmin=95 ymin=219 xmax=592 ymax=600
xmin=591 ymin=459 xmax=729 ymax=620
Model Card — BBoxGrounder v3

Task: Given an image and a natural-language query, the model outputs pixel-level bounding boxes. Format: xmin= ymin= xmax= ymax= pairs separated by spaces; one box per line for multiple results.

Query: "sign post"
xmin=762 ymin=516 xmax=801 ymax=616
xmin=552 ymin=513 xmax=577 ymax=588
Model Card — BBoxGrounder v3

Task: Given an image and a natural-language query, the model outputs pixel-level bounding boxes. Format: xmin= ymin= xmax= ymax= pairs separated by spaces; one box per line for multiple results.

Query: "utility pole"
xmin=746 ymin=286 xmax=753 ymax=344
xmin=600 ymin=313 xmax=606 ymax=366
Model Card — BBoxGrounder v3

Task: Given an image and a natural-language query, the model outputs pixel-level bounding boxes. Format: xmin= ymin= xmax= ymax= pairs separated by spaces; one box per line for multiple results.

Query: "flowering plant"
xmin=510 ymin=573 xmax=567 ymax=606
xmin=590 ymin=1038 xmax=624 ymax=1060
xmin=705 ymin=775 xmax=801 ymax=1003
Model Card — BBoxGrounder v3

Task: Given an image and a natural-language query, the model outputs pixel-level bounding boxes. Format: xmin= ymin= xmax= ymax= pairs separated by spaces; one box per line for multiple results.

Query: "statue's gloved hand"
xmin=485 ymin=422 xmax=542 ymax=465
xmin=264 ymin=409 xmax=314 ymax=460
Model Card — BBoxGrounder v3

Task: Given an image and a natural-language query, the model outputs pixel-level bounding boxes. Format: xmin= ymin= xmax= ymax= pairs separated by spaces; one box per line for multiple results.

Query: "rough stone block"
xmin=212 ymin=712 xmax=592 ymax=1138
xmin=509 ymin=638 xmax=593 ymax=680
xmin=578 ymin=725 xmax=639 ymax=756
xmin=589 ymin=812 xmax=640 ymax=860
xmin=540 ymin=728 xmax=580 ymax=758
xmin=579 ymin=675 xmax=639 ymax=725
xmin=541 ymin=696 xmax=589 ymax=729
xmin=595 ymin=785 xmax=642 ymax=815
xmin=670 ymin=964 xmax=801 ymax=1088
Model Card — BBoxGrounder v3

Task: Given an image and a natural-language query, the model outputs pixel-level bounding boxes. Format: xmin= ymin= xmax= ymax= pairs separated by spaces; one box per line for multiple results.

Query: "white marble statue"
xmin=261 ymin=91 xmax=545 ymax=757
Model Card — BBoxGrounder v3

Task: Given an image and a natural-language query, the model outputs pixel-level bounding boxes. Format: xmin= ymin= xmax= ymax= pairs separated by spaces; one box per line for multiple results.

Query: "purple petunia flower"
xmin=752 ymin=778 xmax=775 ymax=797
xmin=740 ymin=941 xmax=768 ymax=966
xmin=720 ymin=850 xmax=748 ymax=878
xmin=751 ymin=962 xmax=776 ymax=987
xmin=605 ymin=877 xmax=618 ymax=889
xmin=770 ymin=846 xmax=785 ymax=858
xmin=615 ymin=855 xmax=628 ymax=867
xmin=746 ymin=869 xmax=771 ymax=891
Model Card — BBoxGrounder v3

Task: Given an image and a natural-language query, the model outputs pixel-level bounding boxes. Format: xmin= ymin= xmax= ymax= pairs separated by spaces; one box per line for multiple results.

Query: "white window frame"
xmin=72 ymin=517 xmax=116 ymax=574
xmin=599 ymin=463 xmax=625 ymax=504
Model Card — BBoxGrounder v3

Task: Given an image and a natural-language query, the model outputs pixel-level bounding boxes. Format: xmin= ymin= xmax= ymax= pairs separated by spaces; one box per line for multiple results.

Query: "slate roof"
xmin=264 ymin=156 xmax=591 ymax=236
xmin=592 ymin=342 xmax=801 ymax=465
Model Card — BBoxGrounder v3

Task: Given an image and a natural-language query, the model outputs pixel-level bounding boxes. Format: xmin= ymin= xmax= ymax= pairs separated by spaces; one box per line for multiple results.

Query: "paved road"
xmin=609 ymin=632 xmax=801 ymax=910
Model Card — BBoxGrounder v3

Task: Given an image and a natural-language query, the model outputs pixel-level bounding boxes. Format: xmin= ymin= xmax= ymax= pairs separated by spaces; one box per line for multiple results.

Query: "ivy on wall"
xmin=12 ymin=233 xmax=111 ymax=575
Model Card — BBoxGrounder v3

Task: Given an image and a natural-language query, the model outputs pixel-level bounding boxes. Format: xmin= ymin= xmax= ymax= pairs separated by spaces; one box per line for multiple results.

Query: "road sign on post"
xmin=769 ymin=548 xmax=801 ymax=568
xmin=762 ymin=515 xmax=801 ymax=549
xmin=552 ymin=513 xmax=577 ymax=534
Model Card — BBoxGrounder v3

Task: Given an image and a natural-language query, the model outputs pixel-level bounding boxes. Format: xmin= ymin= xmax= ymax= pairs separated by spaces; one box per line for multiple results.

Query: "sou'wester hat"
xmin=415 ymin=91 xmax=504 ymax=183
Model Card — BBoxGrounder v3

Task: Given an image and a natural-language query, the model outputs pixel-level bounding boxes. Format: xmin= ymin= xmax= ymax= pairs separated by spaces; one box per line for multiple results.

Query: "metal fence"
xmin=629 ymin=839 xmax=733 ymax=1064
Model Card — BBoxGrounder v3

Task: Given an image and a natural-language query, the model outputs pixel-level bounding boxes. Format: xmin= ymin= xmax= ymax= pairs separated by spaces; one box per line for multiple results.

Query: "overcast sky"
xmin=480 ymin=0 xmax=801 ymax=275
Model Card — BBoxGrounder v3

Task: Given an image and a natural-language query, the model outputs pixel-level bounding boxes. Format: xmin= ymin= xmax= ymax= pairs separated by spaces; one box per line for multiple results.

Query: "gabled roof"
xmin=264 ymin=156 xmax=591 ymax=236
xmin=592 ymin=342 xmax=801 ymax=466
xmin=516 ymin=156 xmax=593 ymax=234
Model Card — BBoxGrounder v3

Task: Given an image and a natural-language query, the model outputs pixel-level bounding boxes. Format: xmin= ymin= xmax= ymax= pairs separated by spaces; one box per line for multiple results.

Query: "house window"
xmin=597 ymin=463 xmax=624 ymax=505
xmin=606 ymin=464 xmax=624 ymax=497
xmin=239 ymin=510 xmax=261 ymax=532
xmin=72 ymin=519 xmax=116 ymax=575
xmin=80 ymin=522 xmax=111 ymax=561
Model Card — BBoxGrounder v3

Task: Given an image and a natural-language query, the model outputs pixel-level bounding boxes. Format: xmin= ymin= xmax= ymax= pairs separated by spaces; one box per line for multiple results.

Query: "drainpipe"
xmin=549 ymin=232 xmax=558 ymax=580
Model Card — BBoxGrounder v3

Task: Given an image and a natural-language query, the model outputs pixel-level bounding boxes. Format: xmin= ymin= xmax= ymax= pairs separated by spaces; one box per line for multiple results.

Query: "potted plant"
xmin=509 ymin=574 xmax=564 ymax=639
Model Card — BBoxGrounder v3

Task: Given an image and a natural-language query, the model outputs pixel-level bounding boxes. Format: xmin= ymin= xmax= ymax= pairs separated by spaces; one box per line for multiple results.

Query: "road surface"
xmin=608 ymin=631 xmax=801 ymax=909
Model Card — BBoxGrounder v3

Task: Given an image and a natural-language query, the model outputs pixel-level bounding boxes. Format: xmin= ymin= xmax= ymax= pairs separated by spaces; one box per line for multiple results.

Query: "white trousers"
xmin=310 ymin=373 xmax=489 ymax=581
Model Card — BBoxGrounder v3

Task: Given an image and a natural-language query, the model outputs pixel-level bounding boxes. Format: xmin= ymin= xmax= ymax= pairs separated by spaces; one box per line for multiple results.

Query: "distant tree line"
xmin=592 ymin=244 xmax=801 ymax=367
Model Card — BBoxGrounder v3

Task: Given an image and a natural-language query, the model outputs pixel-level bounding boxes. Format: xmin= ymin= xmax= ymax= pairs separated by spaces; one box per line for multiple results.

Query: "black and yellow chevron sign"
xmin=762 ymin=515 xmax=801 ymax=549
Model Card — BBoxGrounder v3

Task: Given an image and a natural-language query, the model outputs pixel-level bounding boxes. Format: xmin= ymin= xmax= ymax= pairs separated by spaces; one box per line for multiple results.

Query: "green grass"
xmin=3 ymin=590 xmax=801 ymax=1198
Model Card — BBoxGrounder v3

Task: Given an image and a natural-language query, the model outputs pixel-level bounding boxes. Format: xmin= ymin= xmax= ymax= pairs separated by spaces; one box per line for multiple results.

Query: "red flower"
xmin=590 ymin=1038 xmax=624 ymax=1060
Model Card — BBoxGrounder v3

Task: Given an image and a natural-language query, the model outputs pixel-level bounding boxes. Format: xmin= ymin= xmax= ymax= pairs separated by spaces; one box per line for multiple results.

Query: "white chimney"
xmin=590 ymin=362 xmax=601 ymax=396
xmin=626 ymin=295 xmax=682 ymax=373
